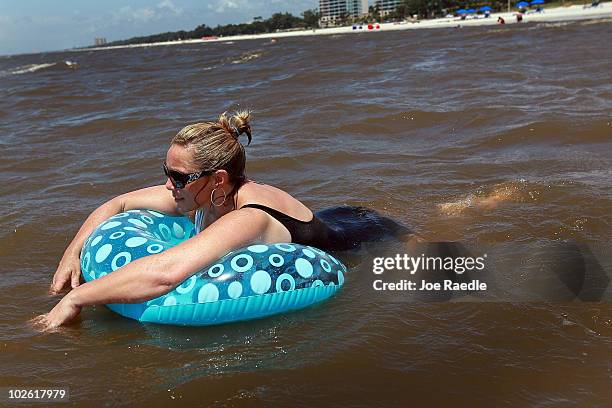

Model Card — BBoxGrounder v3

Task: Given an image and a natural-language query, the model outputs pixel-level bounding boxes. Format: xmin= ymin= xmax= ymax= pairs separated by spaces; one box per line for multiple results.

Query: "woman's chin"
xmin=175 ymin=199 xmax=193 ymax=213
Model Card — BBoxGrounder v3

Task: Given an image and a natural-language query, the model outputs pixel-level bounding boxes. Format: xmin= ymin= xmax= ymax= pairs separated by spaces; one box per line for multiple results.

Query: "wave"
xmin=7 ymin=62 xmax=57 ymax=75
xmin=231 ymin=51 xmax=263 ymax=64
xmin=0 ymin=60 xmax=78 ymax=77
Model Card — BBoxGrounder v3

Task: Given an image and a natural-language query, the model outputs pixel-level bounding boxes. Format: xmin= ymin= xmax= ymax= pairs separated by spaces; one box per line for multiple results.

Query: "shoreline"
xmin=75 ymin=3 xmax=612 ymax=53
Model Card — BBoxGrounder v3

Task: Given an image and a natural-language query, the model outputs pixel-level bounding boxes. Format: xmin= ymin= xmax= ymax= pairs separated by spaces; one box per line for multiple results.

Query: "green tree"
xmin=268 ymin=12 xmax=302 ymax=31
xmin=337 ymin=11 xmax=352 ymax=26
xmin=193 ymin=24 xmax=214 ymax=37
xmin=369 ymin=4 xmax=381 ymax=21
xmin=301 ymin=9 xmax=320 ymax=28
xmin=103 ymin=7 xmax=332 ymax=47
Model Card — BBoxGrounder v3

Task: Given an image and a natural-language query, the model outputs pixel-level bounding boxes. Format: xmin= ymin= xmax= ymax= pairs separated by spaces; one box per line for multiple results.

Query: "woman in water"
xmin=35 ymin=111 xmax=414 ymax=330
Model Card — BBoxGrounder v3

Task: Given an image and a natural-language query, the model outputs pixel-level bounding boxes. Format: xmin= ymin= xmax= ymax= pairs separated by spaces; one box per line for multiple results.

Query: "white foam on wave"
xmin=1 ymin=60 xmax=77 ymax=77
xmin=231 ymin=51 xmax=262 ymax=64
xmin=8 ymin=62 xmax=57 ymax=75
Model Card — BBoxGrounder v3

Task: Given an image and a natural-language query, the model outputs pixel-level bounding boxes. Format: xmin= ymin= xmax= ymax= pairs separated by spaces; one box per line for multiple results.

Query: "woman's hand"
xmin=50 ymin=249 xmax=82 ymax=295
xmin=49 ymin=185 xmax=178 ymax=295
xmin=35 ymin=205 xmax=268 ymax=330
xmin=30 ymin=294 xmax=82 ymax=332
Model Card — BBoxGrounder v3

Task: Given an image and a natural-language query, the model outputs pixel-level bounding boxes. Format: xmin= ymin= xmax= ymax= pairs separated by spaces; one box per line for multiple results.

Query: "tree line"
xmin=103 ymin=10 xmax=320 ymax=46
xmin=101 ymin=1 xmax=511 ymax=47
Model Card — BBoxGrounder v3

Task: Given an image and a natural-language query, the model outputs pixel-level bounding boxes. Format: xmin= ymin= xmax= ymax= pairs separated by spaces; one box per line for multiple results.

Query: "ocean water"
xmin=0 ymin=19 xmax=611 ymax=407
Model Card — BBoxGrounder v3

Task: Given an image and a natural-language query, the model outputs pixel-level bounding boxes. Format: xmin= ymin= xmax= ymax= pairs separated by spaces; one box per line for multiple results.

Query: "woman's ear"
xmin=214 ymin=170 xmax=230 ymax=186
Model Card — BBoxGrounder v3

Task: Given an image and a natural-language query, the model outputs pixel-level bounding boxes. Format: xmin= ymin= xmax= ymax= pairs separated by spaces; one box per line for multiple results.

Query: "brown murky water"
xmin=1 ymin=19 xmax=611 ymax=407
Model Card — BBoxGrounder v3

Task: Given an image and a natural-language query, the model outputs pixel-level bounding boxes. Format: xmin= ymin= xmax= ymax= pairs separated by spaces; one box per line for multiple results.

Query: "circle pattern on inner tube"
xmin=176 ymin=276 xmax=196 ymax=294
xmin=302 ymin=248 xmax=315 ymax=258
xmin=126 ymin=237 xmax=147 ymax=247
xmin=109 ymin=231 xmax=125 ymax=240
xmin=147 ymin=244 xmax=164 ymax=254
xmin=231 ymin=254 xmax=253 ymax=272
xmin=198 ymin=283 xmax=219 ymax=303
xmin=80 ymin=210 xmax=347 ymax=326
xmin=172 ymin=222 xmax=185 ymax=239
xmin=158 ymin=224 xmax=171 ymax=241
xmin=275 ymin=273 xmax=296 ymax=292
xmin=101 ymin=221 xmax=121 ymax=230
xmin=128 ymin=219 xmax=147 ymax=229
xmin=248 ymin=244 xmax=268 ymax=253
xmin=312 ymin=279 xmax=324 ymax=288
xmin=250 ymin=270 xmax=272 ymax=294
xmin=82 ymin=252 xmax=91 ymax=272
xmin=275 ymin=243 xmax=296 ymax=252
xmin=208 ymin=264 xmax=224 ymax=278
xmin=227 ymin=281 xmax=242 ymax=299
xmin=96 ymin=244 xmax=113 ymax=263
xmin=269 ymin=254 xmax=284 ymax=267
xmin=295 ymin=258 xmax=313 ymax=278
xmin=111 ymin=252 xmax=132 ymax=271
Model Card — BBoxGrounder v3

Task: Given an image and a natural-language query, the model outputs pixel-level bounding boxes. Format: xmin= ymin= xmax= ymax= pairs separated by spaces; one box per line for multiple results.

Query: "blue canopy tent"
xmin=456 ymin=9 xmax=468 ymax=14
xmin=466 ymin=8 xmax=477 ymax=13
xmin=480 ymin=6 xmax=493 ymax=11
xmin=516 ymin=1 xmax=530 ymax=7
xmin=531 ymin=0 xmax=545 ymax=4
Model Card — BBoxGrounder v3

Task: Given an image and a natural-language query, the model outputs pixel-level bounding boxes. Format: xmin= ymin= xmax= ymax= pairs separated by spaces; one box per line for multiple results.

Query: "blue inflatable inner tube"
xmin=80 ymin=209 xmax=346 ymax=326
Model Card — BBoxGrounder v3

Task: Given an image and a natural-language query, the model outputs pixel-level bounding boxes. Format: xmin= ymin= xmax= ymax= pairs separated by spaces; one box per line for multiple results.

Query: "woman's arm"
xmin=37 ymin=208 xmax=270 ymax=330
xmin=51 ymin=185 xmax=178 ymax=294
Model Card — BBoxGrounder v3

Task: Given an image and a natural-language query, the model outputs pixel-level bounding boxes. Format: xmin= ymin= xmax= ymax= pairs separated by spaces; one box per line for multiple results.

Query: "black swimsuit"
xmin=240 ymin=203 xmax=341 ymax=250
xmin=241 ymin=204 xmax=411 ymax=251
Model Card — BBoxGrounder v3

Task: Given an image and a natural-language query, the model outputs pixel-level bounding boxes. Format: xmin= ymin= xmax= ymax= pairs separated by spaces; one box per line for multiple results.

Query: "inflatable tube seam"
xmin=136 ymin=284 xmax=339 ymax=325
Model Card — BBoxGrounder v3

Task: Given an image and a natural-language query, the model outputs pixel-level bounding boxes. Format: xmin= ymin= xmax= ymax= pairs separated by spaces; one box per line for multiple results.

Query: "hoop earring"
xmin=210 ymin=187 xmax=227 ymax=207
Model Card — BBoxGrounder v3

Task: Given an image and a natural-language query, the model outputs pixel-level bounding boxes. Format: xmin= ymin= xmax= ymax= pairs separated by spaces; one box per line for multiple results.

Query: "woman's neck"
xmin=198 ymin=182 xmax=238 ymax=227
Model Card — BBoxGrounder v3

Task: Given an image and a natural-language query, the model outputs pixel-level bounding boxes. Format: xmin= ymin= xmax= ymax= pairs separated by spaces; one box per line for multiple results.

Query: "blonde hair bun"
xmin=219 ymin=110 xmax=252 ymax=145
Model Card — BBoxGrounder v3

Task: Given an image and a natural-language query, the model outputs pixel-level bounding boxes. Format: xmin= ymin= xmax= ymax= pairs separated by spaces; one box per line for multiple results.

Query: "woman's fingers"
xmin=29 ymin=314 xmax=56 ymax=333
xmin=50 ymin=270 xmax=69 ymax=295
xmin=31 ymin=296 xmax=82 ymax=332
xmin=71 ymin=267 xmax=81 ymax=289
xmin=51 ymin=258 xmax=82 ymax=294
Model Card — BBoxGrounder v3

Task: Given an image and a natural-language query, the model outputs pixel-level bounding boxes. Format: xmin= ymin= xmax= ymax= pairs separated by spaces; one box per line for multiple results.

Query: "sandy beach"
xmin=78 ymin=3 xmax=612 ymax=52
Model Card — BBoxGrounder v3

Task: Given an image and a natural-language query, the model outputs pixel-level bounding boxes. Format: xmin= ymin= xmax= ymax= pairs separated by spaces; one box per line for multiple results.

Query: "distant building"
xmin=347 ymin=0 xmax=368 ymax=18
xmin=94 ymin=38 xmax=107 ymax=46
xmin=375 ymin=0 xmax=403 ymax=16
xmin=319 ymin=0 xmax=368 ymax=25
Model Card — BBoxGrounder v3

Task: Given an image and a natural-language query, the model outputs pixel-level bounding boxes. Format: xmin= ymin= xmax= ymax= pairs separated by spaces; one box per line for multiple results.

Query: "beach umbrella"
xmin=516 ymin=1 xmax=530 ymax=7
xmin=480 ymin=6 xmax=492 ymax=11
xmin=530 ymin=0 xmax=544 ymax=4
xmin=456 ymin=9 xmax=467 ymax=14
xmin=466 ymin=8 xmax=477 ymax=13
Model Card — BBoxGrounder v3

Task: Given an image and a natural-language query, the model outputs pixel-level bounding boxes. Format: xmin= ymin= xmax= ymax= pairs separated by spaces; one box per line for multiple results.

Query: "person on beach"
xmin=34 ymin=111 xmax=415 ymax=330
xmin=498 ymin=16 xmax=505 ymax=24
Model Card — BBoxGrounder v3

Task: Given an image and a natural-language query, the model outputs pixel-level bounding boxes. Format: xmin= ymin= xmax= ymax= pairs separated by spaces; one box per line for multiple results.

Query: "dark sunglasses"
xmin=163 ymin=161 xmax=211 ymax=189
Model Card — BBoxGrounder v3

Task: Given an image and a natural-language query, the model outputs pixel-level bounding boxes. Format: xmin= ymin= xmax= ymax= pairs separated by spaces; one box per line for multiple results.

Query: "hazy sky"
xmin=0 ymin=0 xmax=319 ymax=56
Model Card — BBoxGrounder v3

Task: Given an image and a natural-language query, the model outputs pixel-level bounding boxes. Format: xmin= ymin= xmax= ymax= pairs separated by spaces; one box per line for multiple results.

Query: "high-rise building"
xmin=319 ymin=0 xmax=368 ymax=25
xmin=374 ymin=0 xmax=403 ymax=16
xmin=347 ymin=0 xmax=369 ymax=18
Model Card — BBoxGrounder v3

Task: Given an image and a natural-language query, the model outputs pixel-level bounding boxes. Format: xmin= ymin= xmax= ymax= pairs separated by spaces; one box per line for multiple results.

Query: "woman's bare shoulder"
xmin=236 ymin=181 xmax=312 ymax=221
